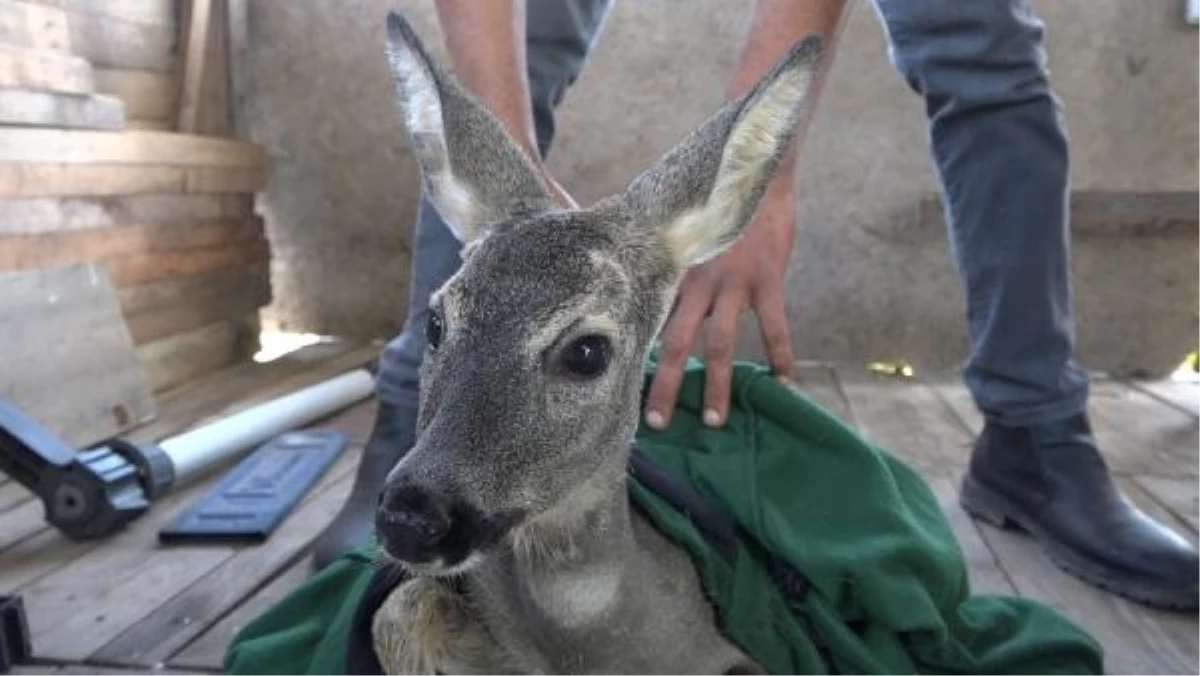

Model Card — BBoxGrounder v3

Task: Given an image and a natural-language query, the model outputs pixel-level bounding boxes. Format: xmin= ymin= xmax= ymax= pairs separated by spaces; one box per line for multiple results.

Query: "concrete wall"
xmin=242 ymin=0 xmax=1198 ymax=377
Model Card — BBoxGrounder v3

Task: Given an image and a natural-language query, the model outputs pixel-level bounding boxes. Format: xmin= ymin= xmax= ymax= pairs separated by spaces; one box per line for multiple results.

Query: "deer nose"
xmin=376 ymin=483 xmax=452 ymax=561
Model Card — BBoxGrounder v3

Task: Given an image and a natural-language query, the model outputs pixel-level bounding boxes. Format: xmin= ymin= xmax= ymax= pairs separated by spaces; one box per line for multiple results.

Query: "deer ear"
xmin=620 ymin=35 xmax=822 ymax=269
xmin=383 ymin=12 xmax=557 ymax=242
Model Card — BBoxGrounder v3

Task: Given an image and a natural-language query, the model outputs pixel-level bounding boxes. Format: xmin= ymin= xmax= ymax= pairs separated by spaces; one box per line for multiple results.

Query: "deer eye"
xmin=560 ymin=334 xmax=611 ymax=379
xmin=425 ymin=310 xmax=443 ymax=351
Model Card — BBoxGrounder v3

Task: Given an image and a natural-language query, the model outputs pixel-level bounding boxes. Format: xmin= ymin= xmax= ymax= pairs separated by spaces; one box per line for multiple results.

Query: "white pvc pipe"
xmin=161 ymin=368 xmax=376 ymax=484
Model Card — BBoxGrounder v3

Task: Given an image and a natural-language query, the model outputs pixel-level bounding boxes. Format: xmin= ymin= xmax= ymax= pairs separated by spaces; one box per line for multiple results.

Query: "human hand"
xmin=644 ymin=181 xmax=797 ymax=430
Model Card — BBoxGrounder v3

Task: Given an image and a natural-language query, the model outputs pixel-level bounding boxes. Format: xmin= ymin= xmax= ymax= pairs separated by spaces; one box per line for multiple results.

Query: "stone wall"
xmin=242 ymin=0 xmax=1198 ymax=376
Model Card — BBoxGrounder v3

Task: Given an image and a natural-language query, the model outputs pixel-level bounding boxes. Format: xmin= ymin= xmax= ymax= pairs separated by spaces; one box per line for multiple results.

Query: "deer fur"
xmin=370 ymin=11 xmax=823 ymax=674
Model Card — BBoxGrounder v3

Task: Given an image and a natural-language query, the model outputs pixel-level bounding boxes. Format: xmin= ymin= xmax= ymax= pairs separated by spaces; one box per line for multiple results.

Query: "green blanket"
xmin=224 ymin=359 xmax=1103 ymax=675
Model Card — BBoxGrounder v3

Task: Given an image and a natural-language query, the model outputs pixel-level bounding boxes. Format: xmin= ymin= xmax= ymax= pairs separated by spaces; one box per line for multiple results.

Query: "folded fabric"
xmin=224 ymin=359 xmax=1103 ymax=675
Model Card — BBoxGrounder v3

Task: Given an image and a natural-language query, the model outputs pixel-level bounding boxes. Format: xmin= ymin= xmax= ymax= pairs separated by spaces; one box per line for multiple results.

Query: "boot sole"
xmin=959 ymin=474 xmax=1199 ymax=613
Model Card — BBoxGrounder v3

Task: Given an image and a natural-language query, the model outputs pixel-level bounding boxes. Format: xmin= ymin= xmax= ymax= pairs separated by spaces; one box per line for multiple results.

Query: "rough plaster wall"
xmin=245 ymin=0 xmax=1198 ymax=375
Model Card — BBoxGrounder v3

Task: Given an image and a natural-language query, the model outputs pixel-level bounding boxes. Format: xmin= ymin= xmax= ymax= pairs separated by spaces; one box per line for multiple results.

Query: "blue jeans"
xmin=376 ymin=0 xmax=1089 ymax=430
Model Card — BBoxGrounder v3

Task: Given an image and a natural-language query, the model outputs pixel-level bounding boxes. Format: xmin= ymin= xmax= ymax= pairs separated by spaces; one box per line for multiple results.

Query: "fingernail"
xmin=703 ymin=409 xmax=722 ymax=427
xmin=645 ymin=410 xmax=665 ymax=429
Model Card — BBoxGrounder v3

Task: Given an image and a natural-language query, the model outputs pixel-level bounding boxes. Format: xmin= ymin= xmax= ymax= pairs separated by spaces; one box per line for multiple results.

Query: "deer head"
xmin=375 ymin=11 xmax=822 ymax=576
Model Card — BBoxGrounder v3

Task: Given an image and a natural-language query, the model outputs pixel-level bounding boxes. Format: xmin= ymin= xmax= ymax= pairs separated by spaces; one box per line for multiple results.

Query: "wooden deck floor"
xmin=1 ymin=348 xmax=1196 ymax=675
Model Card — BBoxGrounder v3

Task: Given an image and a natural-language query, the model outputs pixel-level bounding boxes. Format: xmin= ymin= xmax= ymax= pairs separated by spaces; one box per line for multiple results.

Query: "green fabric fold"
xmin=225 ymin=359 xmax=1103 ymax=675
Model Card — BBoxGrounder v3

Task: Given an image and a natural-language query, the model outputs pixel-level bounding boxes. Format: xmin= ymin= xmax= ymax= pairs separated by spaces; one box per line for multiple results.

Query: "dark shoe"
xmin=310 ymin=401 xmax=415 ymax=572
xmin=959 ymin=412 xmax=1199 ymax=612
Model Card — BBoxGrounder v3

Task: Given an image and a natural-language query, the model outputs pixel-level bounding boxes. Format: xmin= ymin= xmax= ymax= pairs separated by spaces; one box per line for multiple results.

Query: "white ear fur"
xmin=383 ymin=12 xmax=556 ymax=243
xmin=384 ymin=16 xmax=477 ymax=241
xmin=657 ymin=37 xmax=821 ymax=268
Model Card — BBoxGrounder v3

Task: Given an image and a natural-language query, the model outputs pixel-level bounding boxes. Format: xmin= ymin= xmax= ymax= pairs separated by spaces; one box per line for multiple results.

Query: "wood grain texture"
xmin=0 ymin=193 xmax=253 ymax=235
xmin=94 ymin=68 xmax=176 ymax=120
xmin=0 ymin=88 xmax=123 ymax=129
xmin=67 ymin=9 xmax=176 ymax=71
xmin=61 ymin=0 xmax=175 ymax=26
xmin=105 ymin=237 xmax=269 ymax=287
xmin=117 ymin=262 xmax=268 ymax=316
xmin=839 ymin=373 xmax=976 ymax=474
xmin=0 ymin=0 xmax=71 ymax=51
xmin=0 ymin=217 xmax=264 ymax=271
xmin=123 ymin=274 xmax=270 ymax=344
xmin=176 ymin=0 xmax=212 ymax=132
xmin=0 ymin=163 xmax=266 ymax=198
xmin=0 ymin=129 xmax=265 ymax=167
xmin=0 ymin=263 xmax=156 ymax=448
xmin=135 ymin=314 xmax=257 ymax=393
xmin=170 ymin=557 xmax=312 ymax=671
xmin=0 ymin=43 xmax=92 ymax=93
xmin=93 ymin=407 xmax=370 ymax=666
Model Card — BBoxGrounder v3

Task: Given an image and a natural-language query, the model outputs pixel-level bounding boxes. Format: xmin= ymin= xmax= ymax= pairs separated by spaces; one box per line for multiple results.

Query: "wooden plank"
xmin=1134 ymin=476 xmax=1199 ymax=534
xmin=0 ymin=129 xmax=265 ymax=167
xmin=925 ymin=475 xmax=1017 ymax=597
xmin=67 ymin=10 xmax=176 ymax=71
xmin=0 ymin=498 xmax=46 ymax=553
xmin=838 ymin=372 xmax=976 ymax=474
xmin=0 ymin=218 xmax=264 ymax=271
xmin=94 ymin=68 xmax=176 ymax=119
xmin=0 ymin=89 xmax=123 ymax=129
xmin=126 ymin=341 xmax=363 ymax=444
xmin=0 ymin=343 xmax=365 ymax=594
xmin=928 ymin=377 xmax=1200 ymax=479
xmin=176 ymin=0 xmax=212 ymax=132
xmin=0 ymin=264 xmax=156 ymax=448
xmin=62 ymin=0 xmax=175 ymax=26
xmin=0 ymin=43 xmax=93 ymax=93
xmin=94 ymin=415 xmax=370 ymax=667
xmin=126 ymin=117 xmax=171 ymax=130
xmin=136 ymin=316 xmax=256 ymax=393
xmin=19 ymin=407 xmax=372 ymax=663
xmin=196 ymin=0 xmax=231 ymax=136
xmin=0 ymin=479 xmax=34 ymax=513
xmin=1087 ymin=380 xmax=1198 ymax=479
xmin=1129 ymin=379 xmax=1200 ymax=420
xmin=0 ymin=194 xmax=253 ymax=235
xmin=0 ymin=0 xmax=71 ymax=51
xmin=124 ymin=276 xmax=270 ymax=344
xmin=105 ymin=238 xmax=269 ymax=287
xmin=118 ymin=263 xmax=268 ymax=316
xmin=0 ymin=163 xmax=266 ymax=198
xmin=784 ymin=361 xmax=855 ymax=424
xmin=170 ymin=557 xmax=312 ymax=671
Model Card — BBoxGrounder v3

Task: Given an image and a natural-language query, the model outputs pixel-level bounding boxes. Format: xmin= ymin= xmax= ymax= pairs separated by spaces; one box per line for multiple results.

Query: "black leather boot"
xmin=959 ymin=412 xmax=1198 ymax=612
xmin=311 ymin=401 xmax=416 ymax=572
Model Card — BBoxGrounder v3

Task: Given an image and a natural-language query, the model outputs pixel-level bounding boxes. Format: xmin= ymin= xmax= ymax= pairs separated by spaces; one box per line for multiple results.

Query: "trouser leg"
xmin=313 ymin=0 xmax=614 ymax=570
xmin=871 ymin=0 xmax=1088 ymax=426
xmin=870 ymin=0 xmax=1198 ymax=610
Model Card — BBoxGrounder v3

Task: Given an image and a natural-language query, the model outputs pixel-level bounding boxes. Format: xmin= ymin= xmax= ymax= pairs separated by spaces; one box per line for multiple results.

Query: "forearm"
xmin=728 ymin=0 xmax=853 ymax=195
xmin=433 ymin=0 xmax=541 ymax=161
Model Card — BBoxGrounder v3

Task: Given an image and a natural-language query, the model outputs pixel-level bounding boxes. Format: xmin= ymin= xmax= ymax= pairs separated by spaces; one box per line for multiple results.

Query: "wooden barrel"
xmin=0 ymin=0 xmax=271 ymax=393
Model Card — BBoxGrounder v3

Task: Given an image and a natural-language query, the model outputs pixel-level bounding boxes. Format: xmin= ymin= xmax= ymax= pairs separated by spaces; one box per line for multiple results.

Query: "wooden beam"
xmin=176 ymin=0 xmax=212 ymax=132
xmin=0 ymin=89 xmax=124 ymax=129
xmin=0 ymin=217 xmax=264 ymax=271
xmin=94 ymin=68 xmax=177 ymax=119
xmin=0 ymin=163 xmax=266 ymax=198
xmin=0 ymin=43 xmax=93 ymax=94
xmin=0 ymin=0 xmax=72 ymax=52
xmin=0 ymin=193 xmax=252 ymax=235
xmin=0 ymin=128 xmax=265 ymax=167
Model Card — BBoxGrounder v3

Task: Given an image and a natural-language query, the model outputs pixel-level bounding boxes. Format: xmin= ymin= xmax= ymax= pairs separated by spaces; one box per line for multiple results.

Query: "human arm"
xmin=432 ymin=0 xmax=576 ymax=208
xmin=643 ymin=0 xmax=853 ymax=430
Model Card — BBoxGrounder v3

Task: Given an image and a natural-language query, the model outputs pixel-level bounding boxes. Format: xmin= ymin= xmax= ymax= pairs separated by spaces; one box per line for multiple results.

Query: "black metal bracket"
xmin=0 ymin=596 xmax=31 ymax=674
xmin=0 ymin=398 xmax=173 ymax=541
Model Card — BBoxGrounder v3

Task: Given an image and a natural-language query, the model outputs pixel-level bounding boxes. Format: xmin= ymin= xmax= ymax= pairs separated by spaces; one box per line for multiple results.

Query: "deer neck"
xmin=466 ymin=446 xmax=646 ymax=636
